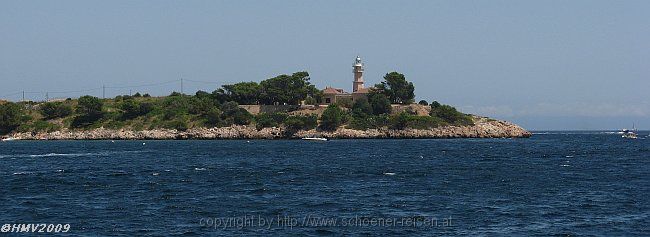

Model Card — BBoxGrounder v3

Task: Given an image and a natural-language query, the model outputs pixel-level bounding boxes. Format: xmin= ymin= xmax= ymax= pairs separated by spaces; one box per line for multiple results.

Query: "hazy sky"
xmin=1 ymin=1 xmax=648 ymax=130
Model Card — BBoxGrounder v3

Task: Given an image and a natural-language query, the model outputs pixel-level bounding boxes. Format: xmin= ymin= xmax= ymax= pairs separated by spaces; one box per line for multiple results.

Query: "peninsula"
xmin=0 ymin=57 xmax=530 ymax=140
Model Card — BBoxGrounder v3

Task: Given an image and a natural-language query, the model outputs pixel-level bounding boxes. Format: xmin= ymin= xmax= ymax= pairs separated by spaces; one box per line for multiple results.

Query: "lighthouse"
xmin=352 ymin=56 xmax=364 ymax=92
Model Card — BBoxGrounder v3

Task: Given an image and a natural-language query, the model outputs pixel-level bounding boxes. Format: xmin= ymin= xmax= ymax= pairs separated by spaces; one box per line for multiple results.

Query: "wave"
xmin=13 ymin=171 xmax=33 ymax=175
xmin=0 ymin=150 xmax=145 ymax=159
xmin=29 ymin=153 xmax=94 ymax=158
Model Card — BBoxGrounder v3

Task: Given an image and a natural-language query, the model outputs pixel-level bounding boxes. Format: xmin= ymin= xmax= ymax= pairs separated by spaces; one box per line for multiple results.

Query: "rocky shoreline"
xmin=6 ymin=117 xmax=531 ymax=140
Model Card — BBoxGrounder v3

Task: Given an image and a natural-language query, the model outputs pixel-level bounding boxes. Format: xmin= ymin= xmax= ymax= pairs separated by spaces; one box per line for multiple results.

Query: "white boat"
xmin=621 ymin=124 xmax=638 ymax=139
xmin=1 ymin=137 xmax=18 ymax=142
xmin=301 ymin=137 xmax=328 ymax=141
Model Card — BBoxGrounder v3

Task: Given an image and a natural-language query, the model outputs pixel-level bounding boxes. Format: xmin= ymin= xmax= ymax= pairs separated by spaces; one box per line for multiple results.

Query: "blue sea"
xmin=0 ymin=132 xmax=648 ymax=236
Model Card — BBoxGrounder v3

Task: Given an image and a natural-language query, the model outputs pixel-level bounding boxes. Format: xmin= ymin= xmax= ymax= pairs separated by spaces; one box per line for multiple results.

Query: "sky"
xmin=1 ymin=0 xmax=648 ymax=130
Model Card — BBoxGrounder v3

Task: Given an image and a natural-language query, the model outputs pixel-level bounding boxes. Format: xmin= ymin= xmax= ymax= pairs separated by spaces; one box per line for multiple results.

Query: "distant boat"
xmin=621 ymin=124 xmax=638 ymax=139
xmin=301 ymin=137 xmax=328 ymax=141
xmin=1 ymin=137 xmax=18 ymax=142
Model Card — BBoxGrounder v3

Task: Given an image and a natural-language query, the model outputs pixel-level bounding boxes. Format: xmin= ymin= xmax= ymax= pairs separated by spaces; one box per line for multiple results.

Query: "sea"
xmin=0 ymin=132 xmax=648 ymax=236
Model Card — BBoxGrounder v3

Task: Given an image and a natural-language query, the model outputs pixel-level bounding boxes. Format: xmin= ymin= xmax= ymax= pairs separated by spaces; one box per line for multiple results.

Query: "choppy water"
xmin=0 ymin=132 xmax=648 ymax=236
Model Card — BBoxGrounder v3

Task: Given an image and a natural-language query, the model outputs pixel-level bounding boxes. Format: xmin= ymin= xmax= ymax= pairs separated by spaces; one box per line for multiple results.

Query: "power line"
xmin=105 ymin=79 xmax=178 ymax=89
xmin=184 ymin=78 xmax=238 ymax=85
xmin=0 ymin=78 xmax=240 ymax=101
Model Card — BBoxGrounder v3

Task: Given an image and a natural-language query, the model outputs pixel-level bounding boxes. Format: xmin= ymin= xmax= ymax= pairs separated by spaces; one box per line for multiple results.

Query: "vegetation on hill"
xmin=0 ymin=71 xmax=474 ymax=135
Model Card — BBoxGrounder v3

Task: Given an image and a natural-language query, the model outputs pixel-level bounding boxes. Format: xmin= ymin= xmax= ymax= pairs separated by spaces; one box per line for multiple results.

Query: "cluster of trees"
xmin=373 ymin=72 xmax=415 ymax=104
xmin=213 ymin=71 xmax=322 ymax=105
xmin=317 ymin=98 xmax=473 ymax=131
xmin=0 ymin=103 xmax=24 ymax=134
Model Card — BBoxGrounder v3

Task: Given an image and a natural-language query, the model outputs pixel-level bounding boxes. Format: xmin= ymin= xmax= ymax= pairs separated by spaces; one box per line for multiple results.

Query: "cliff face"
xmin=8 ymin=116 xmax=530 ymax=140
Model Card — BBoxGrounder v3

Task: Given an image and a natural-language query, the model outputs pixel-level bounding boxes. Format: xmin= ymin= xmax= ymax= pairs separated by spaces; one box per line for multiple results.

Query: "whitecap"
xmin=13 ymin=171 xmax=33 ymax=175
xmin=384 ymin=172 xmax=396 ymax=176
xmin=30 ymin=153 xmax=77 ymax=158
xmin=560 ymin=164 xmax=570 ymax=167
xmin=194 ymin=168 xmax=206 ymax=171
xmin=565 ymin=155 xmax=574 ymax=158
xmin=152 ymin=173 xmax=160 ymax=176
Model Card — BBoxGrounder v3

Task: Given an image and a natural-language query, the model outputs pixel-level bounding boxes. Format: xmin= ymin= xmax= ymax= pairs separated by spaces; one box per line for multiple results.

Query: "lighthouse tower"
xmin=352 ymin=56 xmax=364 ymax=92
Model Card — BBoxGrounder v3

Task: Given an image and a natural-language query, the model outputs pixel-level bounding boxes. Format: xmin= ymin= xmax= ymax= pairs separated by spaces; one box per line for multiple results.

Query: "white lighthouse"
xmin=352 ymin=56 xmax=364 ymax=92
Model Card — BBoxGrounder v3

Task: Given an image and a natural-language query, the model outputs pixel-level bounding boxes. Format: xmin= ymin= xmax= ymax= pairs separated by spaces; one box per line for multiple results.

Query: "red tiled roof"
xmin=323 ymin=87 xmax=346 ymax=94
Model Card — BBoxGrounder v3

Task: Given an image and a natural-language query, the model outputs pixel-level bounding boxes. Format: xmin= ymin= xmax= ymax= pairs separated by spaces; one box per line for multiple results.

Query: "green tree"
xmin=374 ymin=72 xmax=415 ymax=104
xmin=188 ymin=96 xmax=217 ymax=115
xmin=205 ymin=108 xmax=222 ymax=126
xmin=259 ymin=71 xmax=321 ymax=105
xmin=319 ymin=104 xmax=344 ymax=131
xmin=160 ymin=96 xmax=191 ymax=119
xmin=72 ymin=95 xmax=104 ymax=127
xmin=40 ymin=102 xmax=73 ymax=119
xmin=232 ymin=108 xmax=252 ymax=125
xmin=418 ymin=100 xmax=429 ymax=106
xmin=216 ymin=82 xmax=261 ymax=105
xmin=255 ymin=112 xmax=288 ymax=129
xmin=351 ymin=98 xmax=372 ymax=116
xmin=284 ymin=115 xmax=318 ymax=131
xmin=390 ymin=112 xmax=410 ymax=130
xmin=220 ymin=101 xmax=252 ymax=125
xmin=118 ymin=99 xmax=141 ymax=119
xmin=367 ymin=91 xmax=392 ymax=115
xmin=76 ymin=96 xmax=103 ymax=117
xmin=0 ymin=102 xmax=24 ymax=134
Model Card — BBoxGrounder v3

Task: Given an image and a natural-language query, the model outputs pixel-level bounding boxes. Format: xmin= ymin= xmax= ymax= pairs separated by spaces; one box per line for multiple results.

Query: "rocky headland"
xmin=7 ymin=116 xmax=530 ymax=140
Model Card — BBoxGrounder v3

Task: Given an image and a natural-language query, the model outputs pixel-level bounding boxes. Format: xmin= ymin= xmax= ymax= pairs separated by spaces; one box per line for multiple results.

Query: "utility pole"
xmin=102 ymin=85 xmax=106 ymax=99
xmin=45 ymin=92 xmax=49 ymax=102
xmin=22 ymin=91 xmax=24 ymax=102
xmin=180 ymin=78 xmax=184 ymax=95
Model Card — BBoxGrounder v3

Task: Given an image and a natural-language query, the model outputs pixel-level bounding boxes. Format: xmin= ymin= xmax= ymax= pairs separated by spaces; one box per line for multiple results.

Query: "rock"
xmin=10 ymin=116 xmax=530 ymax=140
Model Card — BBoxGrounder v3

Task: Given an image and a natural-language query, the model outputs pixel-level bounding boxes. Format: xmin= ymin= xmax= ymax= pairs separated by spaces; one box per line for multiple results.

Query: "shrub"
xmin=40 ymin=102 xmax=73 ymax=119
xmin=430 ymin=104 xmax=474 ymax=126
xmin=284 ymin=115 xmax=318 ymax=131
xmin=320 ymin=105 xmax=344 ymax=131
xmin=389 ymin=112 xmax=410 ymax=130
xmin=255 ymin=112 xmax=288 ymax=129
xmin=232 ymin=108 xmax=252 ymax=125
xmin=351 ymin=98 xmax=372 ymax=116
xmin=118 ymin=99 xmax=142 ymax=119
xmin=0 ymin=102 xmax=24 ymax=134
xmin=160 ymin=96 xmax=191 ymax=119
xmin=73 ymin=96 xmax=104 ymax=127
xmin=165 ymin=118 xmax=189 ymax=131
xmin=405 ymin=115 xmax=443 ymax=129
xmin=349 ymin=114 xmax=389 ymax=130
xmin=205 ymin=108 xmax=222 ymax=126
xmin=76 ymin=95 xmax=103 ymax=117
xmin=368 ymin=92 xmax=392 ymax=115
xmin=188 ymin=97 xmax=216 ymax=115
xmin=17 ymin=120 xmax=60 ymax=133
xmin=418 ymin=100 xmax=429 ymax=106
